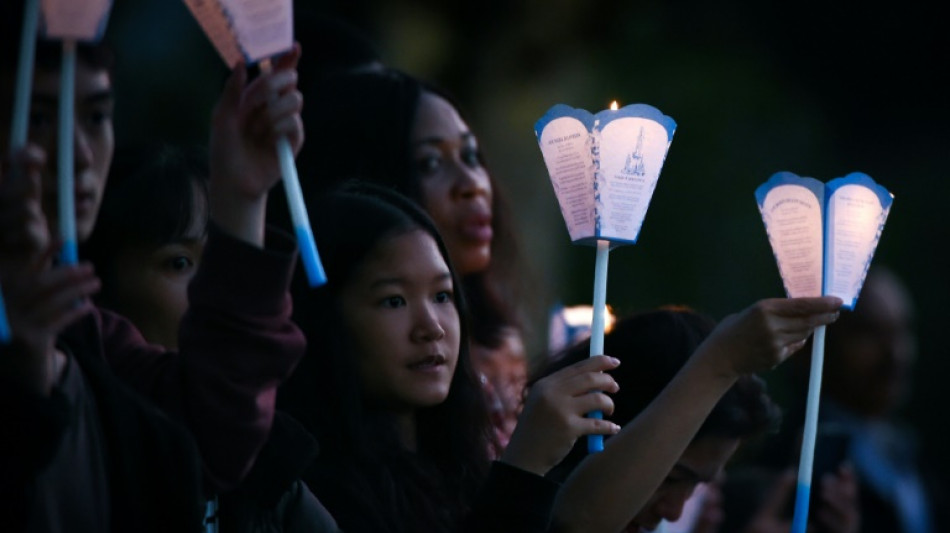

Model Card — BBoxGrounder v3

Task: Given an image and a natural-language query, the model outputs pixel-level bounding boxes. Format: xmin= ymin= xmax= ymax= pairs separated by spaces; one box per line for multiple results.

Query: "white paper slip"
xmin=40 ymin=0 xmax=113 ymax=41
xmin=535 ymin=103 xmax=676 ymax=245
xmin=182 ymin=0 xmax=293 ymax=66
xmin=755 ymin=171 xmax=893 ymax=309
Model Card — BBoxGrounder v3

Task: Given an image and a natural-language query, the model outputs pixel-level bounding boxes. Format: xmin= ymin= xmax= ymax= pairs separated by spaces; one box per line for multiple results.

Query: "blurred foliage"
xmin=104 ymin=0 xmax=948 ymax=475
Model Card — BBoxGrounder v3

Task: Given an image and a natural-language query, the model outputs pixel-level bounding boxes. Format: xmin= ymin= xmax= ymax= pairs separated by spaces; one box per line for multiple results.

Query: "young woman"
xmin=278 ymin=181 xmax=620 ymax=533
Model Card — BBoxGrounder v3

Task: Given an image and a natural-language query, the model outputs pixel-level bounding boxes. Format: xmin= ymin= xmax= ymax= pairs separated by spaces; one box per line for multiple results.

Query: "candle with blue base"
xmin=535 ymin=101 xmax=676 ymax=452
xmin=755 ymin=170 xmax=893 ymax=533
xmin=183 ymin=0 xmax=326 ymax=287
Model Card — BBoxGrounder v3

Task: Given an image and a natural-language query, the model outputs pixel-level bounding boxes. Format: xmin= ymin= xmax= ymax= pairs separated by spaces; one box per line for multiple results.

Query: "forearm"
xmin=209 ymin=187 xmax=267 ymax=248
xmin=552 ymin=351 xmax=736 ymax=533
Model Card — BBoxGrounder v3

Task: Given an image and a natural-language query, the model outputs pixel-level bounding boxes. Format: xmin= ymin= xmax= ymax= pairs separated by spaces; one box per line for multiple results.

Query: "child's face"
xmin=625 ymin=435 xmax=739 ymax=532
xmin=29 ymin=61 xmax=114 ymax=242
xmin=341 ymin=229 xmax=460 ymax=411
xmin=109 ymin=203 xmax=207 ymax=350
xmin=411 ymin=91 xmax=493 ymax=276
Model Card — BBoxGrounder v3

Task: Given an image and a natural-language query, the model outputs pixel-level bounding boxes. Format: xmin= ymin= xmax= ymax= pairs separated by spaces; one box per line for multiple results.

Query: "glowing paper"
xmin=40 ymin=0 xmax=113 ymax=41
xmin=755 ymin=171 xmax=893 ymax=309
xmin=755 ymin=170 xmax=892 ymax=533
xmin=182 ymin=0 xmax=293 ymax=66
xmin=535 ymin=102 xmax=676 ymax=452
xmin=535 ymin=103 xmax=676 ymax=245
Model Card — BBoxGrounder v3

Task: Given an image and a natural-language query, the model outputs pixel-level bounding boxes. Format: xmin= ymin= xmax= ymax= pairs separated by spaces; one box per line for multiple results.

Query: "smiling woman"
xmin=82 ymin=143 xmax=209 ymax=349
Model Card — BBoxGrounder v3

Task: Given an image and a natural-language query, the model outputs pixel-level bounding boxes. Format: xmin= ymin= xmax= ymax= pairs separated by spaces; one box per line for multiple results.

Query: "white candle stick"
xmin=587 ymin=239 xmax=610 ymax=453
xmin=1 ymin=0 xmax=41 ymax=343
xmin=791 ymin=324 xmax=826 ymax=533
xmin=58 ymin=39 xmax=78 ymax=265
xmin=259 ymin=58 xmax=326 ymax=287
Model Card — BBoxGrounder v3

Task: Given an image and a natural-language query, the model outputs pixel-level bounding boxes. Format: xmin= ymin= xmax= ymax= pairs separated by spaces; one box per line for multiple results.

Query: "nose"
xmin=74 ymin=123 xmax=93 ymax=172
xmin=450 ymin=160 xmax=490 ymax=201
xmin=411 ymin=302 xmax=446 ymax=343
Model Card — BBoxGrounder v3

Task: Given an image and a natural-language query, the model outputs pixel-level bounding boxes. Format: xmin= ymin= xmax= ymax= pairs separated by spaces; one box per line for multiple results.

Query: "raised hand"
xmin=501 ymin=355 xmax=621 ymax=476
xmin=1 ymin=146 xmax=99 ymax=394
xmin=209 ymin=43 xmax=304 ymax=246
xmin=697 ymin=296 xmax=842 ymax=379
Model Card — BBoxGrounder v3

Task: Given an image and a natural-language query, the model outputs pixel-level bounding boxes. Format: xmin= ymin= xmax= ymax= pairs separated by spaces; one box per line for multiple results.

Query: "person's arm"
xmin=551 ymin=296 xmax=842 ymax=533
xmin=102 ymin=46 xmax=307 ymax=491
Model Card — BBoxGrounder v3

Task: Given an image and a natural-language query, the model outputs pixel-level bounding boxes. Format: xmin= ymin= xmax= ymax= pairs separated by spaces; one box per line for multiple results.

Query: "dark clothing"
xmin=99 ymin=224 xmax=307 ymax=490
xmin=218 ymin=412 xmax=342 ymax=533
xmin=463 ymin=461 xmax=560 ymax=533
xmin=306 ymin=459 xmax=558 ymax=533
xmin=0 ymin=224 xmax=305 ymax=532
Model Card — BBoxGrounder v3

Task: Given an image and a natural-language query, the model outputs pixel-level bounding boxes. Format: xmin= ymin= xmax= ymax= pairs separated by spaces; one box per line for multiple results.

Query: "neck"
xmin=394 ymin=412 xmax=417 ymax=451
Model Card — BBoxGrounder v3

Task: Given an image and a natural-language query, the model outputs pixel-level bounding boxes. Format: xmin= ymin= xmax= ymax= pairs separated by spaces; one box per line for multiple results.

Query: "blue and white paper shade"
xmin=755 ymin=171 xmax=893 ymax=310
xmin=534 ymin=103 xmax=676 ymax=246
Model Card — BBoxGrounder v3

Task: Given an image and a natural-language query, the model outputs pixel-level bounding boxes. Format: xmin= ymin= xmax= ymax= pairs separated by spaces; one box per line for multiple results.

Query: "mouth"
xmin=408 ymin=354 xmax=447 ymax=371
xmin=459 ymin=213 xmax=493 ymax=243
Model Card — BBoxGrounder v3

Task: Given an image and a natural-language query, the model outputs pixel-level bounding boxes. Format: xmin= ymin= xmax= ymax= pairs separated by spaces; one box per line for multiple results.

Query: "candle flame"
xmin=609 ymin=100 xmax=619 ymax=110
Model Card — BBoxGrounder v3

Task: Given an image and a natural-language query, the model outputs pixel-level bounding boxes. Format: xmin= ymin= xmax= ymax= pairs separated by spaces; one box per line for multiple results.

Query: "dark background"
xmin=103 ymin=0 xmax=949 ymax=478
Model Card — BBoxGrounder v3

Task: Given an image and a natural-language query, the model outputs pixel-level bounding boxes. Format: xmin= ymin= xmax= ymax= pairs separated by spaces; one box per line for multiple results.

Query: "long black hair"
xmin=278 ymin=181 xmax=493 ymax=533
xmin=537 ymin=306 xmax=781 ymax=483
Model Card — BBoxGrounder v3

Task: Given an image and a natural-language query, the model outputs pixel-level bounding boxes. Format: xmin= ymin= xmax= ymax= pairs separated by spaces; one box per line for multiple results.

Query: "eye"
xmin=434 ymin=290 xmax=453 ymax=304
xmin=461 ymin=147 xmax=482 ymax=168
xmin=83 ymin=105 xmax=113 ymax=130
xmin=165 ymin=255 xmax=194 ymax=273
xmin=381 ymin=295 xmax=407 ymax=308
xmin=417 ymin=154 xmax=441 ymax=175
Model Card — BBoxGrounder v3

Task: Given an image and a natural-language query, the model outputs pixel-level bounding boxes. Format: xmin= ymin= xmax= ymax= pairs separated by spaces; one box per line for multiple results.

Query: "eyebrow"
xmin=369 ymin=272 xmax=452 ymax=290
xmin=412 ymin=132 xmax=476 ymax=148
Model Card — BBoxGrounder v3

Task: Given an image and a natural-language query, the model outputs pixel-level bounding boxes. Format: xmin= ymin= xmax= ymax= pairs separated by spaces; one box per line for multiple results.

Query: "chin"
xmin=456 ymin=250 xmax=491 ymax=276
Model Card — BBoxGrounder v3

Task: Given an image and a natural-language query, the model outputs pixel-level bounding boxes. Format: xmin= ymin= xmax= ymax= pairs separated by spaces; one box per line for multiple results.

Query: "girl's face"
xmin=411 ymin=91 xmax=493 ymax=276
xmin=110 ymin=194 xmax=206 ymax=349
xmin=341 ymin=229 xmax=461 ymax=412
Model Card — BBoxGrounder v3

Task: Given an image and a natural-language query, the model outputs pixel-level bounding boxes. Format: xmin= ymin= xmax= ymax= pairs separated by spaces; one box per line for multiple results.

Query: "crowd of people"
xmin=1 ymin=2 xmax=945 ymax=532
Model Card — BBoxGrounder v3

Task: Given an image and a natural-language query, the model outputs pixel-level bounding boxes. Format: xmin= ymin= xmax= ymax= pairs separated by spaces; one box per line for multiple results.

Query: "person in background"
xmin=757 ymin=265 xmax=949 ymax=533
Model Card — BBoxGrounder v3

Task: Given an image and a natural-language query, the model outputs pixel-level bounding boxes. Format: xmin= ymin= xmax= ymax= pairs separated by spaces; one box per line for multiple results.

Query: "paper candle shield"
xmin=182 ymin=0 xmax=293 ymax=67
xmin=756 ymin=171 xmax=893 ymax=309
xmin=535 ymin=103 xmax=676 ymax=246
xmin=40 ymin=0 xmax=113 ymax=41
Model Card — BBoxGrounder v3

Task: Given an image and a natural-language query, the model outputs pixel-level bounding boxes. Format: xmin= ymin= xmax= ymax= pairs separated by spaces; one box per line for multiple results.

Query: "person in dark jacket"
xmin=0 ymin=3 xmax=308 ymax=529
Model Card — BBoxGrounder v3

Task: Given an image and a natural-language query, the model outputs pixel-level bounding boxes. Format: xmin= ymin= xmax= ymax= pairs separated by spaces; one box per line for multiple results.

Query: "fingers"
xmin=574 ymin=415 xmax=622 ymax=436
xmin=214 ymin=62 xmax=247 ymax=121
xmin=550 ymin=354 xmax=620 ymax=380
xmin=571 ymin=390 xmax=616 ymax=417
xmin=769 ymin=296 xmax=843 ymax=318
xmin=8 ymin=262 xmax=99 ymax=340
xmin=273 ymin=41 xmax=301 ymax=71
